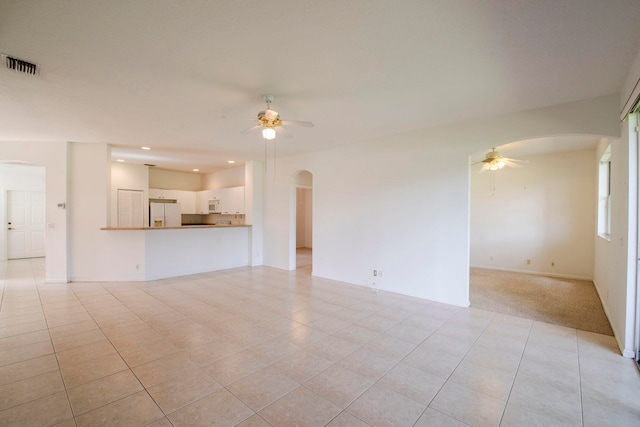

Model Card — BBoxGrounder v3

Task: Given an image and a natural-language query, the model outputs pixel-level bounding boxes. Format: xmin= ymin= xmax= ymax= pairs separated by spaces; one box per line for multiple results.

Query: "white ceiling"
xmin=1 ymin=1 xmax=639 ymax=173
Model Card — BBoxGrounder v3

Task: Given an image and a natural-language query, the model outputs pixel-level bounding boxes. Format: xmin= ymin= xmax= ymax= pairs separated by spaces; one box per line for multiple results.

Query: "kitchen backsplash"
xmin=181 ymin=213 xmax=245 ymax=225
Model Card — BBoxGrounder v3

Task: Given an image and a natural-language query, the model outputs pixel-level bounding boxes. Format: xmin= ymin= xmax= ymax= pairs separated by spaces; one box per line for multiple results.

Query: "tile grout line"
xmin=495 ymin=316 xmax=534 ymax=427
xmin=99 ymin=281 xmax=181 ymax=425
xmin=575 ymin=329 xmax=585 ymax=427
xmin=66 ymin=280 xmax=167 ymax=425
xmin=33 ymin=261 xmax=78 ymax=426
xmin=408 ymin=309 xmax=499 ymax=426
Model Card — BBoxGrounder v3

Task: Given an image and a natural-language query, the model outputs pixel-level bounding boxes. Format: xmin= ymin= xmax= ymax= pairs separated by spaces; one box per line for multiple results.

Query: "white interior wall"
xmin=110 ymin=162 xmax=149 ymax=227
xmin=245 ymin=161 xmax=264 ymax=266
xmin=263 ymin=95 xmax=620 ymax=307
xmin=594 ymin=123 xmax=635 ymax=357
xmin=149 ymin=168 xmax=202 ymax=190
xmin=470 ymin=149 xmax=596 ymax=280
xmin=68 ymin=142 xmax=108 ymax=280
xmin=0 ymin=141 xmax=68 ymax=282
xmin=591 ymin=46 xmax=640 ymax=358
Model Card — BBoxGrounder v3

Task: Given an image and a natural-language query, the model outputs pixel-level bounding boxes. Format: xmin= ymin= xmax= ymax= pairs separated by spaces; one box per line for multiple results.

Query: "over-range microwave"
xmin=208 ymin=199 xmax=221 ymax=214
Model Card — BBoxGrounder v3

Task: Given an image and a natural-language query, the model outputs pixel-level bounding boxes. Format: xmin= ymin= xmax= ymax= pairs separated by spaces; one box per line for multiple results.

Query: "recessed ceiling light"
xmin=193 ymin=168 xmax=200 ymax=172
xmin=116 ymin=159 xmax=124 ymax=162
xmin=227 ymin=160 xmax=235 ymax=164
xmin=141 ymin=146 xmax=151 ymax=150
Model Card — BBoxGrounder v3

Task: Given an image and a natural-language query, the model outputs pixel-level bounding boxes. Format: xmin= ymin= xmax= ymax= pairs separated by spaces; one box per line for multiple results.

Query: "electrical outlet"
xmin=526 ymin=259 xmax=531 ymax=265
xmin=551 ymin=262 xmax=555 ymax=267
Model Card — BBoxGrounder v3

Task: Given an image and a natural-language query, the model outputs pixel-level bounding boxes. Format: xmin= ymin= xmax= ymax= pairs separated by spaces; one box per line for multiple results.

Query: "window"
xmin=598 ymin=144 xmax=611 ymax=239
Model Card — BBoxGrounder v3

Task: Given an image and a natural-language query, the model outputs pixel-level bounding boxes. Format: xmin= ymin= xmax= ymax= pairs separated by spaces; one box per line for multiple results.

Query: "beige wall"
xmin=149 ymin=168 xmax=202 ymax=190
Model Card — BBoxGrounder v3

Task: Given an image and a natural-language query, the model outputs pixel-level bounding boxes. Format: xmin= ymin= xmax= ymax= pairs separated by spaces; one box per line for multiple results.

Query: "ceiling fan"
xmin=476 ymin=147 xmax=528 ymax=172
xmin=242 ymin=94 xmax=313 ymax=140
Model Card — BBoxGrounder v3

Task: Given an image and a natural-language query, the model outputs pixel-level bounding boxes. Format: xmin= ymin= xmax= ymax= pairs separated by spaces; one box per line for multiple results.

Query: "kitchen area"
xmin=147 ymin=186 xmax=246 ymax=228
xmin=101 ymin=161 xmax=258 ymax=281
xmin=111 ymin=163 xmax=249 ymax=229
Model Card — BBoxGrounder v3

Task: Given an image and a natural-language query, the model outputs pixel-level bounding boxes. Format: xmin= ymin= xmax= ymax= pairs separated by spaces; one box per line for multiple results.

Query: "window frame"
xmin=598 ymin=144 xmax=612 ymax=240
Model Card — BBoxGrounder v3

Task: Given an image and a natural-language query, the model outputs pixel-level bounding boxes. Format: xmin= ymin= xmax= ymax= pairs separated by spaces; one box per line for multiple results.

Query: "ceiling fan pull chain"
xmin=490 ymin=171 xmax=496 ymax=196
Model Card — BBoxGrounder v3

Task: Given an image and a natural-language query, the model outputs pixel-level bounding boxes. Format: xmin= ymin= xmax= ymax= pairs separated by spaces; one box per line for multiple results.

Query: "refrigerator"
xmin=149 ymin=200 xmax=182 ymax=227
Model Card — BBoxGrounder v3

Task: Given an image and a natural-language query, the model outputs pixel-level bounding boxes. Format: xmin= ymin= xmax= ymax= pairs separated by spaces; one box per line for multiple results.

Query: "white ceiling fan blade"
xmin=275 ymin=126 xmax=293 ymax=139
xmin=281 ymin=119 xmax=314 ymax=127
xmin=502 ymin=157 xmax=528 ymax=163
xmin=240 ymin=123 xmax=262 ymax=134
xmin=502 ymin=158 xmax=527 ymax=168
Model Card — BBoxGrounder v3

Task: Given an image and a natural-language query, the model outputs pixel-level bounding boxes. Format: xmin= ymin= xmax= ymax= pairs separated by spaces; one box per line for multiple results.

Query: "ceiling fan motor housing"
xmin=486 ymin=149 xmax=501 ymax=160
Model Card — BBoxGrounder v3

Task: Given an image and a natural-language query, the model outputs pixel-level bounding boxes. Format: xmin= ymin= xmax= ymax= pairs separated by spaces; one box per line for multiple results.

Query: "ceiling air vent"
xmin=2 ymin=54 xmax=39 ymax=75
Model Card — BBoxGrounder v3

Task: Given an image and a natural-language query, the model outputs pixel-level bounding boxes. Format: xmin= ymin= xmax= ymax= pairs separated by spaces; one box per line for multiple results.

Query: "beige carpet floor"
xmin=470 ymin=268 xmax=613 ymax=336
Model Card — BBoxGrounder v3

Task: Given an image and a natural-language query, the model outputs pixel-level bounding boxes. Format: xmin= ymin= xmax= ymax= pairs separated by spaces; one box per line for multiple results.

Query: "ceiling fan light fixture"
xmin=262 ymin=128 xmax=276 ymax=140
xmin=488 ymin=160 xmax=505 ymax=171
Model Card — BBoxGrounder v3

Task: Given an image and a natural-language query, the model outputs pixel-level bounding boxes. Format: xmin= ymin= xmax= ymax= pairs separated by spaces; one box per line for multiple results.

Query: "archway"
xmin=468 ymin=135 xmax=613 ymax=334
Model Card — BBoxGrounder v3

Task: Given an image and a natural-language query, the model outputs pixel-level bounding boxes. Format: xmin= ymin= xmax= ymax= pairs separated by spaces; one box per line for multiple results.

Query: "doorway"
xmin=469 ymin=137 xmax=610 ymax=333
xmin=294 ymin=171 xmax=312 ymax=270
xmin=1 ymin=164 xmax=46 ymax=261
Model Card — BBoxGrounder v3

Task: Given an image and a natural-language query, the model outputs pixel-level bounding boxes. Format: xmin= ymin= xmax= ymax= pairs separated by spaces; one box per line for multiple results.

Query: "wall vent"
xmin=2 ymin=54 xmax=39 ymax=75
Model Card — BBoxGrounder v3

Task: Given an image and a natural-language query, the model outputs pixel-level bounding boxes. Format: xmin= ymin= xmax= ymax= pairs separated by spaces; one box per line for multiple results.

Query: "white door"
xmin=117 ymin=189 xmax=144 ymax=228
xmin=7 ymin=190 xmax=46 ymax=259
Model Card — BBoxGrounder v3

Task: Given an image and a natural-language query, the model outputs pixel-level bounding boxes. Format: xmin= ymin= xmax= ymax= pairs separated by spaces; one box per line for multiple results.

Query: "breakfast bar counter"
xmin=99 ymin=225 xmax=251 ymax=281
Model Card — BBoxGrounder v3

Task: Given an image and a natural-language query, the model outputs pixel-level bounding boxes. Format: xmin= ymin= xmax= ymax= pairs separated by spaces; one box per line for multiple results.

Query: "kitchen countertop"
xmin=101 ymin=224 xmax=250 ymax=230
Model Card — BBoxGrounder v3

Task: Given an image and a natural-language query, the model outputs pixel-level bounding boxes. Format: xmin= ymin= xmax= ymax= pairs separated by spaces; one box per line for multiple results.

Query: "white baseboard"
xmin=622 ymin=348 xmax=636 ymax=358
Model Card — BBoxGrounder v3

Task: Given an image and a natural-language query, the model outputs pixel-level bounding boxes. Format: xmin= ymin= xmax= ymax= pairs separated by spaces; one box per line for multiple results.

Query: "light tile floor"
xmin=1 ymin=257 xmax=639 ymax=426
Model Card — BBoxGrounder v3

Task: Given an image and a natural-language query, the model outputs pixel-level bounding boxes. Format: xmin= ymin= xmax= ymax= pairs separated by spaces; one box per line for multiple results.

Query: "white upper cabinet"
xmin=148 ymin=188 xmax=164 ymax=199
xmin=149 ymin=189 xmax=196 ymax=214
xmin=196 ymin=190 xmax=210 ymax=214
xmin=166 ymin=186 xmax=244 ymax=215
xmin=196 ymin=189 xmax=220 ymax=214
xmin=219 ymin=186 xmax=245 ymax=214
xmin=175 ymin=190 xmax=196 ymax=214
